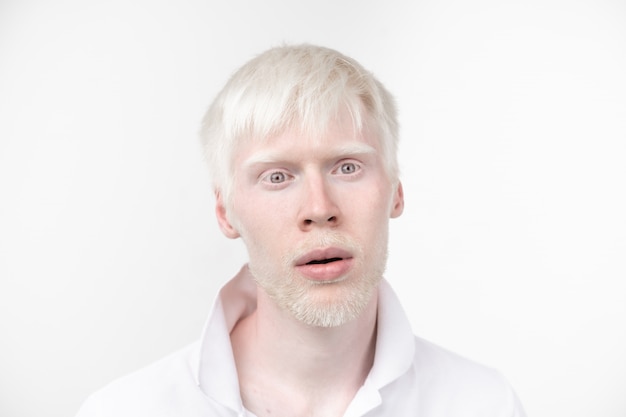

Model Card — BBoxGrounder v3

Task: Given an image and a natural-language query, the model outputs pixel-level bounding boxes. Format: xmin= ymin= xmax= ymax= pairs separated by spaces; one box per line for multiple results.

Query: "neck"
xmin=230 ymin=286 xmax=379 ymax=417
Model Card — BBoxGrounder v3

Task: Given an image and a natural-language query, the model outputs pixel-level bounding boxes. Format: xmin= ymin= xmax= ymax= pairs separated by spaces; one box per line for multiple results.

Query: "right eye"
xmin=261 ymin=170 xmax=292 ymax=185
xmin=269 ymin=171 xmax=287 ymax=183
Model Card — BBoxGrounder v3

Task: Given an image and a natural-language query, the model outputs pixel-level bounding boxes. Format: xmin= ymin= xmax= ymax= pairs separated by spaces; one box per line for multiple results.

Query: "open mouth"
xmin=306 ymin=257 xmax=343 ymax=265
xmin=295 ymin=248 xmax=353 ymax=281
xmin=295 ymin=248 xmax=353 ymax=267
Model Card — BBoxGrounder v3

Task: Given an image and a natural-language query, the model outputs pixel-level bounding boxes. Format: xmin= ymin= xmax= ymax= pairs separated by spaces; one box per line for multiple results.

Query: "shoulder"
xmin=75 ymin=342 xmax=209 ymax=417
xmin=413 ymin=336 xmax=504 ymax=382
xmin=400 ymin=336 xmax=526 ymax=416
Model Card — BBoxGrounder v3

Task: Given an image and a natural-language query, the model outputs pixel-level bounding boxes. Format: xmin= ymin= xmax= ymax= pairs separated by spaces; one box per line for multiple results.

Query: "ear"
xmin=390 ymin=181 xmax=404 ymax=218
xmin=215 ymin=190 xmax=240 ymax=239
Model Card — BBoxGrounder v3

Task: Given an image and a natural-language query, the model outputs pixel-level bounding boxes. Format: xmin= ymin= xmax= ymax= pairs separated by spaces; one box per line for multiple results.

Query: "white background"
xmin=1 ymin=0 xmax=625 ymax=416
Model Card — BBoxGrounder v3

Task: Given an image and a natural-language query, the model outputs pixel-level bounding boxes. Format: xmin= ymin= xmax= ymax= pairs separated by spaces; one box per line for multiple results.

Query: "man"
xmin=76 ymin=44 xmax=526 ymax=416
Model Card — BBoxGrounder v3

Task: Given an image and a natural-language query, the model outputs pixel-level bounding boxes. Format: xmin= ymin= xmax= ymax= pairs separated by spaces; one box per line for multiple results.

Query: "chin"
xmin=250 ymin=249 xmax=386 ymax=327
xmin=286 ymin=275 xmax=381 ymax=328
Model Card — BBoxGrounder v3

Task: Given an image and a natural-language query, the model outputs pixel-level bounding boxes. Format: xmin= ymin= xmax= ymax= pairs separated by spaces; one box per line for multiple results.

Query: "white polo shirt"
xmin=76 ymin=266 xmax=527 ymax=417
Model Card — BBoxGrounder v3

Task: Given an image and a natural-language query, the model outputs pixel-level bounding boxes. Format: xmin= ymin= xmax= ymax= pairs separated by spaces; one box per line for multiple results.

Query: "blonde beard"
xmin=247 ymin=231 xmax=388 ymax=328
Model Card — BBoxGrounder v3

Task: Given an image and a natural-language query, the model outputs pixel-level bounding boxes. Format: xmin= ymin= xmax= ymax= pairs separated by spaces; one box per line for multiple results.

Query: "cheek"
xmin=235 ymin=199 xmax=290 ymax=254
xmin=232 ymin=188 xmax=269 ymax=228
xmin=352 ymin=181 xmax=395 ymax=219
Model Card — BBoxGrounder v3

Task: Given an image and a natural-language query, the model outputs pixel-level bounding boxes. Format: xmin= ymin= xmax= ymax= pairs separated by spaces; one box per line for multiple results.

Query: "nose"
xmin=299 ymin=175 xmax=340 ymax=230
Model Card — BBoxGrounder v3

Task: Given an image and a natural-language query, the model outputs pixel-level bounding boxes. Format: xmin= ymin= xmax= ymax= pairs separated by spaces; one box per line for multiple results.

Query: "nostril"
xmin=302 ymin=216 xmax=337 ymax=227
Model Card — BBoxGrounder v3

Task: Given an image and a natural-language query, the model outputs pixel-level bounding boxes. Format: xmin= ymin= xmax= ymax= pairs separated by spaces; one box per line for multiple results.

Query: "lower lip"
xmin=296 ymin=258 xmax=354 ymax=282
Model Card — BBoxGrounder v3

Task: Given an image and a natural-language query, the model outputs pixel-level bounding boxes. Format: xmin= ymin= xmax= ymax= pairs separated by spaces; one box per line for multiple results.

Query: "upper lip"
xmin=295 ymin=247 xmax=353 ymax=266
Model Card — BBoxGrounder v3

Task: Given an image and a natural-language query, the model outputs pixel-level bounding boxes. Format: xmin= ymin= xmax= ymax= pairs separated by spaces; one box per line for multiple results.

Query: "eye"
xmin=259 ymin=167 xmax=295 ymax=187
xmin=339 ymin=162 xmax=359 ymax=174
xmin=269 ymin=171 xmax=287 ymax=183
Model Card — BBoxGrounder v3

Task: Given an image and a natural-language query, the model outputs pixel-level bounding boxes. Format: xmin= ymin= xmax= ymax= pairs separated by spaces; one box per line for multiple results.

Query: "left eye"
xmin=340 ymin=162 xmax=358 ymax=174
xmin=268 ymin=171 xmax=287 ymax=183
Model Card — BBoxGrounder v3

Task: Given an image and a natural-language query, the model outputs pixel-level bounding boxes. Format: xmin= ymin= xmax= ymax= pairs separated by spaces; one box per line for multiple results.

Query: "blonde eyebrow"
xmin=242 ymin=143 xmax=377 ymax=168
xmin=331 ymin=143 xmax=378 ymax=157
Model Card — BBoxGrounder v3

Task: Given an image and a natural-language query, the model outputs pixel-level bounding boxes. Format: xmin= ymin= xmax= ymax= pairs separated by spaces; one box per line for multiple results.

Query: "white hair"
xmin=199 ymin=44 xmax=399 ymax=202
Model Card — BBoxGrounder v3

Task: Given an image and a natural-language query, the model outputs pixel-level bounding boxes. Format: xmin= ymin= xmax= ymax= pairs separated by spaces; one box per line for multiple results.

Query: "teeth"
xmin=307 ymin=257 xmax=342 ymax=265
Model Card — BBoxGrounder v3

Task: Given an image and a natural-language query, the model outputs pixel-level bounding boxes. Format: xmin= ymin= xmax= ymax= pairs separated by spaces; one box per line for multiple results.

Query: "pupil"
xmin=271 ymin=172 xmax=284 ymax=183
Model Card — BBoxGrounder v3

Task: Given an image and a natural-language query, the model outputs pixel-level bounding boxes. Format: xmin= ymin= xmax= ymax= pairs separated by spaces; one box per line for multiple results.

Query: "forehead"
xmin=234 ymin=117 xmax=381 ymax=166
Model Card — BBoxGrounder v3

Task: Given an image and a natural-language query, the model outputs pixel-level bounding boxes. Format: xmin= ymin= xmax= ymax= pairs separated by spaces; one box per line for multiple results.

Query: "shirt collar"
xmin=196 ymin=265 xmax=257 ymax=413
xmin=195 ymin=265 xmax=415 ymax=411
xmin=368 ymin=279 xmax=416 ymax=388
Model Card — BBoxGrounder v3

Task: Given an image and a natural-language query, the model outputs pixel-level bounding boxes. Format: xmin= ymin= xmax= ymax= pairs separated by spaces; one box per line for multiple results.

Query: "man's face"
xmin=217 ymin=115 xmax=404 ymax=327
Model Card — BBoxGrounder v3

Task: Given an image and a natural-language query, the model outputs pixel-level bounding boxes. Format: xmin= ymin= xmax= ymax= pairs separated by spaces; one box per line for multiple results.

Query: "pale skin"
xmin=215 ymin=115 xmax=404 ymax=417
